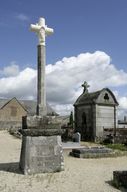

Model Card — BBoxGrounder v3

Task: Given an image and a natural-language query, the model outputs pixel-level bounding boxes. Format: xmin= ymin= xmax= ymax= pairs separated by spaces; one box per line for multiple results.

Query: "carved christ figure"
xmin=30 ymin=17 xmax=54 ymax=45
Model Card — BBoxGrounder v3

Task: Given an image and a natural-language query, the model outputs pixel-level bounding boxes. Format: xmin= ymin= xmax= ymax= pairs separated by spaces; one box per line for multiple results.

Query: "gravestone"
xmin=19 ymin=18 xmax=64 ymax=175
xmin=73 ymin=132 xmax=81 ymax=143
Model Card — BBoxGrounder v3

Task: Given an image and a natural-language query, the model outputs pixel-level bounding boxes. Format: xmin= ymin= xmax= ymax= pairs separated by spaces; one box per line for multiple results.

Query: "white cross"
xmin=30 ymin=17 xmax=54 ymax=45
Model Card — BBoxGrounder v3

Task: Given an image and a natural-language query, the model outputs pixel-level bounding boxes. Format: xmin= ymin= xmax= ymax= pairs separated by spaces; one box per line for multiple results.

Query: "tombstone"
xmin=19 ymin=18 xmax=64 ymax=175
xmin=73 ymin=132 xmax=81 ymax=143
xmin=70 ymin=147 xmax=113 ymax=158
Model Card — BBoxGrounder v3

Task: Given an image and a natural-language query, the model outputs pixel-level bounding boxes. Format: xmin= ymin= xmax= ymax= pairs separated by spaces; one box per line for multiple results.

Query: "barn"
xmin=0 ymin=97 xmax=56 ymax=130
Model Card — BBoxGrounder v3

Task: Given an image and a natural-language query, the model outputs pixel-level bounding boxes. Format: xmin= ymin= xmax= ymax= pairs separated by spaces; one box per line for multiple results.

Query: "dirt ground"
xmin=0 ymin=130 xmax=127 ymax=192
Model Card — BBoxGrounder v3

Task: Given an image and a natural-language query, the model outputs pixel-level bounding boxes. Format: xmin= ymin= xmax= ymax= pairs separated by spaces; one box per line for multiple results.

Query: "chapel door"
xmin=81 ymin=112 xmax=87 ymax=140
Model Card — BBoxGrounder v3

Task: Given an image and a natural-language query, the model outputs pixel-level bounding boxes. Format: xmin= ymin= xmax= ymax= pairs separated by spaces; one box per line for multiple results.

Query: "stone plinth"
xmin=22 ymin=115 xmax=62 ymax=130
xmin=19 ymin=116 xmax=64 ymax=175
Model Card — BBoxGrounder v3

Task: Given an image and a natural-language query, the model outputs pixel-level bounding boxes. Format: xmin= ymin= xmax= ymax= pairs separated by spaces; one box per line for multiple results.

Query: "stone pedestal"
xmin=19 ymin=116 xmax=64 ymax=175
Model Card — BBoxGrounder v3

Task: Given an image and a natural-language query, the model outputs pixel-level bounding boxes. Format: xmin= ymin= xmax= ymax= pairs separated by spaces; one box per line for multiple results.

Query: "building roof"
xmin=74 ymin=88 xmax=118 ymax=106
xmin=0 ymin=98 xmax=57 ymax=115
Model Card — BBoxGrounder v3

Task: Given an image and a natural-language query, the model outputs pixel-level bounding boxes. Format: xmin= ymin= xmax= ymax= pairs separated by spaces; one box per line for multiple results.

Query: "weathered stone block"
xmin=113 ymin=171 xmax=127 ymax=188
xmin=22 ymin=115 xmax=61 ymax=130
xmin=20 ymin=115 xmax=64 ymax=174
xmin=19 ymin=128 xmax=62 ymax=136
xmin=20 ymin=135 xmax=64 ymax=174
xmin=70 ymin=147 xmax=113 ymax=158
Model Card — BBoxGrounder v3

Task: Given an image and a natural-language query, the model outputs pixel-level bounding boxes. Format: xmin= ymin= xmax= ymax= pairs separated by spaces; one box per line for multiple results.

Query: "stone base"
xmin=19 ymin=135 xmax=64 ymax=175
xmin=113 ymin=171 xmax=127 ymax=188
xmin=19 ymin=115 xmax=64 ymax=175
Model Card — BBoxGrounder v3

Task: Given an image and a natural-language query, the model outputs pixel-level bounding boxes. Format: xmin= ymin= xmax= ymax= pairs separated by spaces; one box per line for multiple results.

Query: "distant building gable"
xmin=0 ymin=97 xmax=27 ymax=122
xmin=0 ymin=97 xmax=27 ymax=112
xmin=0 ymin=97 xmax=58 ymax=130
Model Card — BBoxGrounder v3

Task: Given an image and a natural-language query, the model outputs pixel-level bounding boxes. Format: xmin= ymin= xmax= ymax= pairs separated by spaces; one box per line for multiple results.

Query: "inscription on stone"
xmin=32 ymin=145 xmax=54 ymax=157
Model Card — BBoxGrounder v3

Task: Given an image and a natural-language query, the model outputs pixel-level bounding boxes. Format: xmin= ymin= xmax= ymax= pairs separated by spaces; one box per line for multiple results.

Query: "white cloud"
xmin=0 ymin=51 xmax=127 ymax=117
xmin=16 ymin=14 xmax=30 ymax=22
xmin=0 ymin=62 xmax=20 ymax=77
xmin=46 ymin=51 xmax=127 ymax=115
xmin=114 ymin=93 xmax=127 ymax=119
xmin=0 ymin=68 xmax=36 ymax=100
xmin=118 ymin=97 xmax=127 ymax=109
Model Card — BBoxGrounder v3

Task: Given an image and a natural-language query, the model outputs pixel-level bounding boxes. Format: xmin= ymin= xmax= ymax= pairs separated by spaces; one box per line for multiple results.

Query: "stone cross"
xmin=82 ymin=81 xmax=90 ymax=93
xmin=19 ymin=18 xmax=64 ymax=175
xmin=30 ymin=17 xmax=54 ymax=116
xmin=30 ymin=17 xmax=54 ymax=45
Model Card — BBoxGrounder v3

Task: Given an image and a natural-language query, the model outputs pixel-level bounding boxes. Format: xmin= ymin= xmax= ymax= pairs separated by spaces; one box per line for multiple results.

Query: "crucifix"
xmin=30 ymin=17 xmax=54 ymax=116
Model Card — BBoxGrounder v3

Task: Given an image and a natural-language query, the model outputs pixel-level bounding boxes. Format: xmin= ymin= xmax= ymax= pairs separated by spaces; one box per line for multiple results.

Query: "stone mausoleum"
xmin=74 ymin=81 xmax=118 ymax=141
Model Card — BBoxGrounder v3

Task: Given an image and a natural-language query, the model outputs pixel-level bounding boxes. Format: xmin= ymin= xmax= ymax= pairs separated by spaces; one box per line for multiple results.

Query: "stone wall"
xmin=75 ymin=104 xmax=116 ymax=141
xmin=0 ymin=121 xmax=22 ymax=130
xmin=96 ymin=105 xmax=115 ymax=137
xmin=0 ymin=98 xmax=27 ymax=122
xmin=0 ymin=98 xmax=27 ymax=130
xmin=103 ymin=128 xmax=127 ymax=143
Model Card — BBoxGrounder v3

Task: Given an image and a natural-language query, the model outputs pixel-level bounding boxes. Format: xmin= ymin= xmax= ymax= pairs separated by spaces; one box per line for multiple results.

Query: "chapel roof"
xmin=74 ymin=88 xmax=118 ymax=106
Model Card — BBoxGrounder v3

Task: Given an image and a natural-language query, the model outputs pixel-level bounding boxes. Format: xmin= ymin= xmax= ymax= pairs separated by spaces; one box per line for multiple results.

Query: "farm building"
xmin=0 ymin=97 xmax=56 ymax=129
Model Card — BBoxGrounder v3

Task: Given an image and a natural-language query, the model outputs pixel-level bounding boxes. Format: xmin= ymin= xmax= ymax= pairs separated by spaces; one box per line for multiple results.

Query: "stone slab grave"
xmin=70 ymin=146 xmax=113 ymax=158
xmin=19 ymin=18 xmax=64 ymax=175
xmin=113 ymin=170 xmax=127 ymax=189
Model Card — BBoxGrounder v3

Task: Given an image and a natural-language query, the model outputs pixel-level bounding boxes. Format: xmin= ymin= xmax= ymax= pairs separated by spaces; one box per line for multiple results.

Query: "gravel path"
xmin=0 ymin=130 xmax=127 ymax=192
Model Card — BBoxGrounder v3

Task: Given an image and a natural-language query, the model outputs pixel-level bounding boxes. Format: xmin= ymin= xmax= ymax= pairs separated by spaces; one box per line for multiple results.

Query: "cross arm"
xmin=45 ymin=26 xmax=54 ymax=36
xmin=30 ymin=24 xmax=41 ymax=32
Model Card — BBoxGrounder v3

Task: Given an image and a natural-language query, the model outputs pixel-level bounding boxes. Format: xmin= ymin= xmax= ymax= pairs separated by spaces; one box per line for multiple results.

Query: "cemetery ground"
xmin=0 ymin=131 xmax=127 ymax=192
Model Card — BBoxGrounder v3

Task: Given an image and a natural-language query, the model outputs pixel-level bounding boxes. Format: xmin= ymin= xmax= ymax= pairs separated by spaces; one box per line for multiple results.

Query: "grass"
xmin=105 ymin=144 xmax=127 ymax=151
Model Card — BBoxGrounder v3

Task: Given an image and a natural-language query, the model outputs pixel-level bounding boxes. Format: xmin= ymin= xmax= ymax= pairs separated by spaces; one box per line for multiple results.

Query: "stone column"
xmin=37 ymin=45 xmax=47 ymax=116
xmin=30 ymin=17 xmax=54 ymax=117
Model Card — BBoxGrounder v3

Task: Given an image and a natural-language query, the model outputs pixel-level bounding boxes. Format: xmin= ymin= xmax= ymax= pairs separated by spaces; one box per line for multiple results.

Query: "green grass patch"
xmin=106 ymin=144 xmax=127 ymax=151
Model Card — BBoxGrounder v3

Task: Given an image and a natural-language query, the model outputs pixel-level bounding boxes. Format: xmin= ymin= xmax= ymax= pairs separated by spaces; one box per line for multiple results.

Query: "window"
xmin=104 ymin=93 xmax=109 ymax=101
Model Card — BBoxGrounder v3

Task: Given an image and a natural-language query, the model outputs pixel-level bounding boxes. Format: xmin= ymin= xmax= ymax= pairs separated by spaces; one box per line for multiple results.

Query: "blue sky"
xmin=0 ymin=0 xmax=127 ymax=117
xmin=0 ymin=0 xmax=127 ymax=69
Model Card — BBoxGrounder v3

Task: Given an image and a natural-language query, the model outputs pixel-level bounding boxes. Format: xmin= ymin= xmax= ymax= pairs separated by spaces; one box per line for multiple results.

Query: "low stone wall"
xmin=0 ymin=121 xmax=22 ymax=130
xmin=103 ymin=128 xmax=127 ymax=144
